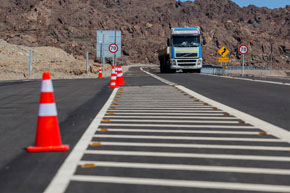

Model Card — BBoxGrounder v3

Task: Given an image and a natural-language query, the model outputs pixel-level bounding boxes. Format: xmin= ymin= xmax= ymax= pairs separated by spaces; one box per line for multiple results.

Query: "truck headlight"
xmin=172 ymin=60 xmax=176 ymax=65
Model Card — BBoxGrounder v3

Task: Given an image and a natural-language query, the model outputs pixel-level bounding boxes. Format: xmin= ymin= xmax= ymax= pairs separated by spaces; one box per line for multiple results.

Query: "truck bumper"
xmin=170 ymin=59 xmax=202 ymax=69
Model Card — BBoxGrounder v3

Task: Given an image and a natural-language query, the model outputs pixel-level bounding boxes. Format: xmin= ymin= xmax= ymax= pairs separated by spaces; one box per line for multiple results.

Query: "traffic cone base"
xmin=108 ymin=84 xmax=119 ymax=88
xmin=27 ymin=144 xmax=69 ymax=152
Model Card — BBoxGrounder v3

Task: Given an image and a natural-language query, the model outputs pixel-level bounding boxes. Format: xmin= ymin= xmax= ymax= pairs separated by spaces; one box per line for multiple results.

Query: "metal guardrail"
xmin=226 ymin=66 xmax=270 ymax=70
xmin=201 ymin=67 xmax=224 ymax=75
xmin=201 ymin=65 xmax=270 ymax=75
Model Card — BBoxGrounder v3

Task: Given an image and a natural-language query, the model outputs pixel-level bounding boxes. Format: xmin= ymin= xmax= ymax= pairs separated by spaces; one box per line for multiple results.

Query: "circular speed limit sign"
xmin=108 ymin=43 xmax=118 ymax=54
xmin=239 ymin=44 xmax=248 ymax=55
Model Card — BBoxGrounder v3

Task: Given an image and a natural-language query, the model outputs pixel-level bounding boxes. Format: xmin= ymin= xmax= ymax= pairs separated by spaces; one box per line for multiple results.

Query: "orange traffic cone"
xmin=98 ymin=66 xmax=103 ymax=79
xmin=108 ymin=66 xmax=119 ymax=88
xmin=117 ymin=65 xmax=126 ymax=86
xmin=27 ymin=72 xmax=69 ymax=152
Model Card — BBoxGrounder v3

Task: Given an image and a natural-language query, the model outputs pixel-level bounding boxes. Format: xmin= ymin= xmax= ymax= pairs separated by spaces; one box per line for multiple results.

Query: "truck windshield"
xmin=172 ymin=36 xmax=200 ymax=47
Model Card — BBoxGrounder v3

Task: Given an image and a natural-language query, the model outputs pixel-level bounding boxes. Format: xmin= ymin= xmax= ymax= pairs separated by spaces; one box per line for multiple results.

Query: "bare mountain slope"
xmin=0 ymin=0 xmax=289 ymax=68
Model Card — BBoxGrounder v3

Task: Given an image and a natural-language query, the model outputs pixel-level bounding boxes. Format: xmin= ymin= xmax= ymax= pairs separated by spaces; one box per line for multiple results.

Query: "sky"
xmin=181 ymin=0 xmax=290 ymax=9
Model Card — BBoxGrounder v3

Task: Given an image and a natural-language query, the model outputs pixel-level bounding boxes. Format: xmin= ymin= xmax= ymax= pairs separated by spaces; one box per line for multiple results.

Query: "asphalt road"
xmin=1 ymin=67 xmax=290 ymax=193
xmin=0 ymin=78 xmax=113 ymax=193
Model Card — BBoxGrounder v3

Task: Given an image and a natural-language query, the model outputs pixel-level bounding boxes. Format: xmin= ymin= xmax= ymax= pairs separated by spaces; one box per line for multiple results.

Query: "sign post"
xmin=239 ymin=44 xmax=249 ymax=77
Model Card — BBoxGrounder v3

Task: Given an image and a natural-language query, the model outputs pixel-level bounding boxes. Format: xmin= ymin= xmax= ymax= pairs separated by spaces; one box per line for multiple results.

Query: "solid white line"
xmin=203 ymin=73 xmax=290 ymax=86
xmin=100 ymin=123 xmax=256 ymax=129
xmin=99 ymin=128 xmax=258 ymax=135
xmin=78 ymin=161 xmax=290 ymax=175
xmin=71 ymin=175 xmax=290 ymax=192
xmin=103 ymin=119 xmax=240 ymax=124
xmin=91 ymin=141 xmax=290 ymax=151
xmin=104 ymin=115 xmax=238 ymax=120
xmin=109 ymin=112 xmax=226 ymax=116
xmin=85 ymin=150 xmax=290 ymax=161
xmin=108 ymin=109 xmax=222 ymax=112
xmin=43 ymin=88 xmax=119 ymax=193
xmin=94 ymin=134 xmax=279 ymax=142
xmin=178 ymin=86 xmax=290 ymax=144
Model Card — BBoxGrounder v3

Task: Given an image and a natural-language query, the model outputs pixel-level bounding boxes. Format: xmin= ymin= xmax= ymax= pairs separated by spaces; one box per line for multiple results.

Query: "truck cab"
xmin=159 ymin=27 xmax=202 ymax=73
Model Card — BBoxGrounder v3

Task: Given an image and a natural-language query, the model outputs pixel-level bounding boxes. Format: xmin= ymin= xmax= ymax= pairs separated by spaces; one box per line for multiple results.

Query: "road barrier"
xmin=116 ymin=65 xmax=126 ymax=86
xmin=108 ymin=66 xmax=119 ymax=88
xmin=27 ymin=72 xmax=69 ymax=152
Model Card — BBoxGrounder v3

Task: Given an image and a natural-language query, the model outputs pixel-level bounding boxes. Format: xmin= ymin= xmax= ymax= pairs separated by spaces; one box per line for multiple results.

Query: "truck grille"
xmin=177 ymin=59 xmax=197 ymax=66
xmin=176 ymin=53 xmax=198 ymax=58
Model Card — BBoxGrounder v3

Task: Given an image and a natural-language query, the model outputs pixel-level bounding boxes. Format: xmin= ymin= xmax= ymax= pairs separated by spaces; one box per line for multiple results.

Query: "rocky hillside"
xmin=0 ymin=0 xmax=289 ymax=68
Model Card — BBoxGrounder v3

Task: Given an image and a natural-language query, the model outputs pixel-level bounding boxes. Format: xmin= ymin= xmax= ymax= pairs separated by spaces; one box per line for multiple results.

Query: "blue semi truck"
xmin=158 ymin=27 xmax=202 ymax=73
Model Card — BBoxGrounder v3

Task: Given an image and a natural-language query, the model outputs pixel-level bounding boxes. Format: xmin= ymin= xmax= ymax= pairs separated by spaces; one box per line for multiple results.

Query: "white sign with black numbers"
xmin=109 ymin=43 xmax=118 ymax=54
xmin=239 ymin=44 xmax=248 ymax=55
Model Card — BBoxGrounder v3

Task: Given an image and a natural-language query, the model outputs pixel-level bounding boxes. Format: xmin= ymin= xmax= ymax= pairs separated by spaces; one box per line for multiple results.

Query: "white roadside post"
xmin=239 ymin=44 xmax=248 ymax=77
xmin=86 ymin=51 xmax=89 ymax=76
xmin=29 ymin=50 xmax=32 ymax=76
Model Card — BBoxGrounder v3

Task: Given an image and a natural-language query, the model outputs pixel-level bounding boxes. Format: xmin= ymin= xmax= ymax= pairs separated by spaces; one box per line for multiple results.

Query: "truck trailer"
xmin=158 ymin=27 xmax=202 ymax=73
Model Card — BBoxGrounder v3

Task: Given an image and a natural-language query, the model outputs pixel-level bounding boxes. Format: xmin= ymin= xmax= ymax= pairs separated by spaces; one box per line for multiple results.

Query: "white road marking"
xmin=108 ymin=109 xmax=222 ymax=112
xmin=202 ymin=73 xmax=290 ymax=86
xmin=43 ymin=89 xmax=119 ymax=193
xmin=110 ymin=107 xmax=214 ymax=109
xmin=94 ymin=134 xmax=279 ymax=142
xmin=98 ymin=128 xmax=259 ymax=135
xmin=91 ymin=141 xmax=290 ymax=151
xmin=71 ymin=175 xmax=290 ymax=192
xmin=78 ymin=161 xmax=290 ymax=175
xmin=104 ymin=115 xmax=238 ymax=120
xmin=100 ymin=123 xmax=256 ymax=129
xmin=85 ymin=150 xmax=290 ymax=161
xmin=103 ymin=119 xmax=240 ymax=124
xmin=108 ymin=112 xmax=226 ymax=116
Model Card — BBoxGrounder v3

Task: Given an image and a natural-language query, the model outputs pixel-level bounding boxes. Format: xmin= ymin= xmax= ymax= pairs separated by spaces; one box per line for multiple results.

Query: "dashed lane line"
xmin=85 ymin=150 xmax=290 ymax=162
xmin=93 ymin=135 xmax=280 ymax=142
xmin=70 ymin=175 xmax=290 ymax=192
xmin=90 ymin=141 xmax=290 ymax=151
xmin=78 ymin=161 xmax=290 ymax=175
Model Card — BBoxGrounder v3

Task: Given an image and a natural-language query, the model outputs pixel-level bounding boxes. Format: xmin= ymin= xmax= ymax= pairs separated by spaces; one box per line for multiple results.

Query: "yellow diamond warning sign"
xmin=218 ymin=46 xmax=230 ymax=57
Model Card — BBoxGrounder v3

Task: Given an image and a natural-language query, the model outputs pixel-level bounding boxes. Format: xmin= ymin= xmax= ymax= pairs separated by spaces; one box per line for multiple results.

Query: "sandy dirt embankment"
xmin=0 ymin=39 xmax=118 ymax=80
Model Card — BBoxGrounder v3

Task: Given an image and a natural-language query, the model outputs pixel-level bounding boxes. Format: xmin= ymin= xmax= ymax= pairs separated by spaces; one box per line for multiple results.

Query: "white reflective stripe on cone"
xmin=38 ymin=103 xmax=58 ymax=116
xmin=112 ymin=77 xmax=117 ymax=80
xmin=117 ymin=73 xmax=121 ymax=77
xmin=41 ymin=80 xmax=54 ymax=92
xmin=111 ymin=82 xmax=116 ymax=86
